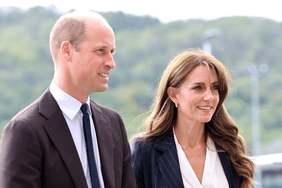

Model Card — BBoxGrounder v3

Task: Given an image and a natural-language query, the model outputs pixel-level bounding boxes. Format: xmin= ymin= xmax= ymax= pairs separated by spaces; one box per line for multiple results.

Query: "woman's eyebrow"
xmin=190 ymin=82 xmax=205 ymax=86
xmin=190 ymin=81 xmax=219 ymax=86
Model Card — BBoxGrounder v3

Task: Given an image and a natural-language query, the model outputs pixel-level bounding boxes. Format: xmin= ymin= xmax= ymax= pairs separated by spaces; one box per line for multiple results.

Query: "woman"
xmin=131 ymin=49 xmax=255 ymax=188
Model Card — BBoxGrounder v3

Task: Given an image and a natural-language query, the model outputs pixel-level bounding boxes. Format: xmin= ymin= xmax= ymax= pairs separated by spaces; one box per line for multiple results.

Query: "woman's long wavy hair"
xmin=139 ymin=49 xmax=255 ymax=187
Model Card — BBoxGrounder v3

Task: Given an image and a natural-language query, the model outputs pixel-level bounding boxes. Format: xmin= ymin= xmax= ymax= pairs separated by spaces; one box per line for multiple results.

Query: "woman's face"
xmin=175 ymin=65 xmax=220 ymax=125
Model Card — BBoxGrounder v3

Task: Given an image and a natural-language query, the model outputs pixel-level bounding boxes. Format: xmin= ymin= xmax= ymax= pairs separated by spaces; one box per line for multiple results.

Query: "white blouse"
xmin=173 ymin=132 xmax=229 ymax=188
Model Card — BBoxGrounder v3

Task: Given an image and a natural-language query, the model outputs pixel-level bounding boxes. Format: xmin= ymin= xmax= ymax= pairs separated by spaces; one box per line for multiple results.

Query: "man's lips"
xmin=98 ymin=73 xmax=109 ymax=79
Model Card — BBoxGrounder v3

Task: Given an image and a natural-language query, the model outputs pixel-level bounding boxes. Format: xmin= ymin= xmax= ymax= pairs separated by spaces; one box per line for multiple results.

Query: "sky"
xmin=0 ymin=0 xmax=281 ymax=23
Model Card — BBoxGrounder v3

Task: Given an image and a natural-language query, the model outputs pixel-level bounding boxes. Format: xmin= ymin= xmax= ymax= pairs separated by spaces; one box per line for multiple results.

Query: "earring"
xmin=175 ymin=103 xmax=178 ymax=108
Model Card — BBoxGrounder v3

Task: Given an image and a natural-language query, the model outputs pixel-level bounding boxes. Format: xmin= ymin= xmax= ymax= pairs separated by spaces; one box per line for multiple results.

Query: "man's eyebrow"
xmin=92 ymin=45 xmax=115 ymax=49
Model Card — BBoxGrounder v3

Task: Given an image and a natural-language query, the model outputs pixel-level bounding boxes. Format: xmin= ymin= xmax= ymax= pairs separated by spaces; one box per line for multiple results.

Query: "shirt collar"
xmin=50 ymin=81 xmax=91 ymax=120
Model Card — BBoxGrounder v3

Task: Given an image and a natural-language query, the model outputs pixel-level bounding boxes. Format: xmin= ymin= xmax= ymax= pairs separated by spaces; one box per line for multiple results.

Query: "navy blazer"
xmin=131 ymin=131 xmax=242 ymax=188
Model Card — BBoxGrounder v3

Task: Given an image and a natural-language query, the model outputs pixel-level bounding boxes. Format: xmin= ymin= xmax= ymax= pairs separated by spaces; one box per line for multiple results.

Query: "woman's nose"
xmin=203 ymin=89 xmax=214 ymax=101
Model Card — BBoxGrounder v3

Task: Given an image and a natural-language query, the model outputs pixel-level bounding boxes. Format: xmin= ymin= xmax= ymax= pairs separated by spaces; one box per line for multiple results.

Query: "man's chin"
xmin=93 ymin=85 xmax=108 ymax=93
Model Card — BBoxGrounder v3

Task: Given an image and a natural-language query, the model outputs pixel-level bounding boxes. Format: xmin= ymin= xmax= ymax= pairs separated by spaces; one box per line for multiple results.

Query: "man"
xmin=0 ymin=11 xmax=135 ymax=188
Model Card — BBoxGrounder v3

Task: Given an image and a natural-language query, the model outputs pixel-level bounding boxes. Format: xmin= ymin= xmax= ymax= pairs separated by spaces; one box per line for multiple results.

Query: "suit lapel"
xmin=215 ymin=143 xmax=240 ymax=188
xmin=155 ymin=131 xmax=184 ymax=188
xmin=40 ymin=89 xmax=88 ymax=188
xmin=90 ymin=101 xmax=115 ymax=187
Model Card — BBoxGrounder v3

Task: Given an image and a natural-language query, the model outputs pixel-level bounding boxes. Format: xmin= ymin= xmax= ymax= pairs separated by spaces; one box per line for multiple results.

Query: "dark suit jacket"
xmin=0 ymin=88 xmax=136 ymax=188
xmin=131 ymin=131 xmax=243 ymax=188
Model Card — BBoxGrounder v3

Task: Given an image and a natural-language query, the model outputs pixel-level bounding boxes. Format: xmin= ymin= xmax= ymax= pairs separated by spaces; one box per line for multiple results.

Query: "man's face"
xmin=70 ymin=20 xmax=116 ymax=94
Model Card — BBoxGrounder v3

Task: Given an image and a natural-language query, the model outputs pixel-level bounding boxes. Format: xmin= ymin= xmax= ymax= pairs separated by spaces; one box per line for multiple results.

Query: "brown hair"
xmin=139 ymin=49 xmax=255 ymax=187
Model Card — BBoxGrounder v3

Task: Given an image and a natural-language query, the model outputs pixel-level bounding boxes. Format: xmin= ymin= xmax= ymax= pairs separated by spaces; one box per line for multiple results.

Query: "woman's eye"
xmin=212 ymin=85 xmax=219 ymax=90
xmin=193 ymin=86 xmax=202 ymax=90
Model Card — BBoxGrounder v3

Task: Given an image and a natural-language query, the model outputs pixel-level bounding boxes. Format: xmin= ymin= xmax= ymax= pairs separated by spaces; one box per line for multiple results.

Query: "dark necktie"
xmin=81 ymin=103 xmax=100 ymax=188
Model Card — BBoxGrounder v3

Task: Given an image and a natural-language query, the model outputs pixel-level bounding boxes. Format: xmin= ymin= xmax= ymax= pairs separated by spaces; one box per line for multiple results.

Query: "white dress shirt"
xmin=50 ymin=82 xmax=105 ymax=188
xmin=173 ymin=131 xmax=229 ymax=188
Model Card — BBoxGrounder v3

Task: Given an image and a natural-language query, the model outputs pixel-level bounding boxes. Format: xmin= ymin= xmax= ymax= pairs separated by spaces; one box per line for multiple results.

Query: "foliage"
xmin=1 ymin=6 xmax=282 ymax=155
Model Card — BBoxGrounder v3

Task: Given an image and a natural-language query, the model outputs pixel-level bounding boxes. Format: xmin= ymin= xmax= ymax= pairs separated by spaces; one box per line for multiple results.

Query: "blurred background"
xmin=0 ymin=1 xmax=281 ymax=187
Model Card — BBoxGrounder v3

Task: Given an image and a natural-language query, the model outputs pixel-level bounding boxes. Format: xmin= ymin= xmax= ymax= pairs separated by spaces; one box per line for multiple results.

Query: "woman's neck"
xmin=174 ymin=120 xmax=205 ymax=149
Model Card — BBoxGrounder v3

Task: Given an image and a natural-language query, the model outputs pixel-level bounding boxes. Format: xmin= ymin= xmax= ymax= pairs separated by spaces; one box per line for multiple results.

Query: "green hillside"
xmin=1 ymin=6 xmax=282 ymax=155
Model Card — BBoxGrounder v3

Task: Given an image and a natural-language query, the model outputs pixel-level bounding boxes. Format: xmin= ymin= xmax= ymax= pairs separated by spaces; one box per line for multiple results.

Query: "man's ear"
xmin=167 ymin=86 xmax=178 ymax=104
xmin=61 ymin=41 xmax=72 ymax=62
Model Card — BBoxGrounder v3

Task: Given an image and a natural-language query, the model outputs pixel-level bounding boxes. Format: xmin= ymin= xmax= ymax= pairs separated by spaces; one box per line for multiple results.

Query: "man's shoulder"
xmin=11 ymin=97 xmax=41 ymax=122
xmin=90 ymin=100 xmax=119 ymax=116
xmin=3 ymin=98 xmax=45 ymax=138
xmin=9 ymin=89 xmax=54 ymax=126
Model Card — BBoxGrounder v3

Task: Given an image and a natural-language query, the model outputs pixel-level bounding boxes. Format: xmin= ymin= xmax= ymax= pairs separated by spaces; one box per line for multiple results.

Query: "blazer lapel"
xmin=90 ymin=101 xmax=115 ymax=187
xmin=155 ymin=131 xmax=184 ymax=188
xmin=216 ymin=143 xmax=240 ymax=188
xmin=40 ymin=89 xmax=88 ymax=188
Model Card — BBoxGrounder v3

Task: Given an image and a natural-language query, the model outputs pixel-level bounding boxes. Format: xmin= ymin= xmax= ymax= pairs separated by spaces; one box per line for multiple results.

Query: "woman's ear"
xmin=167 ymin=86 xmax=178 ymax=104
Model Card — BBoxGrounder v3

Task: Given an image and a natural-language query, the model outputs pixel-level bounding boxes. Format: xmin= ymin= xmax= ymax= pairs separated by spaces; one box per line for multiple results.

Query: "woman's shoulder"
xmin=131 ymin=136 xmax=155 ymax=152
xmin=131 ymin=130 xmax=174 ymax=152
